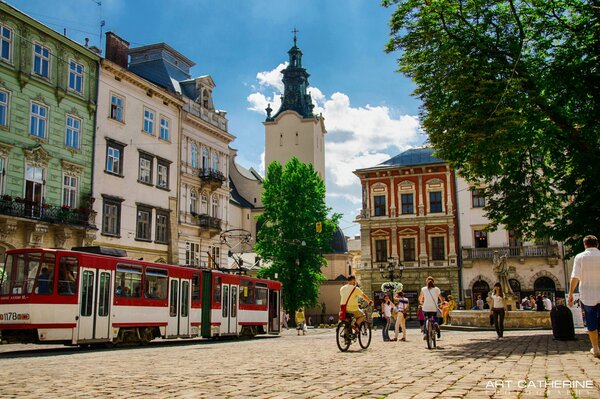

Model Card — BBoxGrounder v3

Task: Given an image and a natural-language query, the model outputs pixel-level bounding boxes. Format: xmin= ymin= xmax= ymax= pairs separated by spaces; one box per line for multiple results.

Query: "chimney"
xmin=105 ymin=32 xmax=129 ymax=68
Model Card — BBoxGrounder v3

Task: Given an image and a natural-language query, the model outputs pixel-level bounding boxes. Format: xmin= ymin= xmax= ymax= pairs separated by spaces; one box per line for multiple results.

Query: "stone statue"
xmin=492 ymin=251 xmax=513 ymax=296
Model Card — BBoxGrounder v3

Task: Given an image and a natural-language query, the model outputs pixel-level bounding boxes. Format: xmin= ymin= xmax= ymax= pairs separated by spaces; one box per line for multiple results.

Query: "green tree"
xmin=384 ymin=0 xmax=600 ymax=251
xmin=256 ymin=157 xmax=341 ymax=312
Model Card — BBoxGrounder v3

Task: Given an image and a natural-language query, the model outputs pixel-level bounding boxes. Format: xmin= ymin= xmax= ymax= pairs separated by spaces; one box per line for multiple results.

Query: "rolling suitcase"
xmin=550 ymin=305 xmax=576 ymax=340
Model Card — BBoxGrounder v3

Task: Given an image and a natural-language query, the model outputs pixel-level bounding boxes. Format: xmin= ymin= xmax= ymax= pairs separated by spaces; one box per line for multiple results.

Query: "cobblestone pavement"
xmin=0 ymin=326 xmax=599 ymax=399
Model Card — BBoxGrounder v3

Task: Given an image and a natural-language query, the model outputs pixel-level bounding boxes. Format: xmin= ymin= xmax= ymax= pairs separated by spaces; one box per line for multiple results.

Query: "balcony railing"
xmin=0 ymin=198 xmax=90 ymax=227
xmin=183 ymin=100 xmax=228 ymax=131
xmin=195 ymin=214 xmax=222 ymax=231
xmin=462 ymin=245 xmax=559 ymax=260
xmin=198 ymin=168 xmax=226 ymax=183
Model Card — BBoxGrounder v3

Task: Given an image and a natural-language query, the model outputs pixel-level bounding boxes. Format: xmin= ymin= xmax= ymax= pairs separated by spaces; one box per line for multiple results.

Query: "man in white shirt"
xmin=543 ymin=295 xmax=553 ymax=311
xmin=340 ymin=275 xmax=372 ymax=328
xmin=568 ymin=235 xmax=600 ymax=357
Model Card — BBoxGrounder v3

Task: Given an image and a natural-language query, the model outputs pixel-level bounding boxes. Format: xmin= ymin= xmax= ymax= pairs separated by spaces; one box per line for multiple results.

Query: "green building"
xmin=0 ymin=2 xmax=100 ymax=256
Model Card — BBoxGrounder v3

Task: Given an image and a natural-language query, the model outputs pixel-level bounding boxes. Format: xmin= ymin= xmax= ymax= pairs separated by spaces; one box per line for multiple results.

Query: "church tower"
xmin=264 ymin=31 xmax=327 ymax=180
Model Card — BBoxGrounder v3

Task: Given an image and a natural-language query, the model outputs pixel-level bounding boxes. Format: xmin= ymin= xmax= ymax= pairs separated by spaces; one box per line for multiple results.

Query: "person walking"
xmin=491 ymin=282 xmax=508 ymax=339
xmin=568 ymin=235 xmax=600 ymax=357
xmin=295 ymin=308 xmax=306 ymax=335
xmin=381 ymin=294 xmax=393 ymax=341
xmin=394 ymin=291 xmax=409 ymax=341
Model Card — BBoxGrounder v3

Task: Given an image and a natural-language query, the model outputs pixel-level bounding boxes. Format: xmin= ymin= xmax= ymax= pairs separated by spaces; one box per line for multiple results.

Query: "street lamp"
xmin=379 ymin=256 xmax=404 ymax=282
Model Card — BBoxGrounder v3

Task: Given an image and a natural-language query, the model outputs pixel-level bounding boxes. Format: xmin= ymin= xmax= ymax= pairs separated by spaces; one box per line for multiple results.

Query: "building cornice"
xmin=182 ymin=111 xmax=235 ymax=144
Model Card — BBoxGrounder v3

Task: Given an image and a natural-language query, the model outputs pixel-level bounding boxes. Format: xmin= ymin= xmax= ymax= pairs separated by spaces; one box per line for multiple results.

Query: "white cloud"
xmin=246 ymin=63 xmax=423 ymax=225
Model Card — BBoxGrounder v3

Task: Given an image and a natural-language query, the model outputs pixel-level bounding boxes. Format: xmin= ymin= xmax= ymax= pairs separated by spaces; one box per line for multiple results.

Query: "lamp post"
xmin=379 ymin=256 xmax=404 ymax=282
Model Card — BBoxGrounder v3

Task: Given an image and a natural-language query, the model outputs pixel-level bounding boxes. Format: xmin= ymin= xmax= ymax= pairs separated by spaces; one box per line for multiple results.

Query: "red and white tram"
xmin=0 ymin=247 xmax=281 ymax=345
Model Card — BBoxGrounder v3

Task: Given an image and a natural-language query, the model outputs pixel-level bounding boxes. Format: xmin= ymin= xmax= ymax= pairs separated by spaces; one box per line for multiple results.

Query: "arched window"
xmin=190 ymin=190 xmax=197 ymax=214
xmin=212 ymin=195 xmax=219 ymax=218
xmin=202 ymin=148 xmax=209 ymax=170
xmin=201 ymin=193 xmax=208 ymax=214
xmin=212 ymin=153 xmax=219 ymax=172
xmin=472 ymin=280 xmax=490 ymax=304
xmin=534 ymin=276 xmax=556 ymax=293
xmin=191 ymin=144 xmax=198 ymax=169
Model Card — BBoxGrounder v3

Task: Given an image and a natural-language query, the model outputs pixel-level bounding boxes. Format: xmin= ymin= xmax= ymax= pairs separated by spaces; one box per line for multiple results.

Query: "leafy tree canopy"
xmin=384 ymin=0 xmax=600 ymax=252
xmin=256 ymin=157 xmax=342 ymax=312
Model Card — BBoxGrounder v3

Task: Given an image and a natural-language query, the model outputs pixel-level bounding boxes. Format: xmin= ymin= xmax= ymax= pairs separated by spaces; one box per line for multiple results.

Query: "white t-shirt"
xmin=382 ymin=302 xmax=392 ymax=318
xmin=397 ymin=297 xmax=409 ymax=311
xmin=491 ymin=293 xmax=505 ymax=309
xmin=543 ymin=297 xmax=553 ymax=310
xmin=571 ymin=247 xmax=600 ymax=306
xmin=340 ymin=284 xmax=364 ymax=311
xmin=421 ymin=286 xmax=441 ymax=312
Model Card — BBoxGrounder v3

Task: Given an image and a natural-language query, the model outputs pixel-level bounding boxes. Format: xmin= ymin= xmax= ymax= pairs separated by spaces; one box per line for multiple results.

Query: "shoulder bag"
xmin=339 ymin=286 xmax=357 ymax=321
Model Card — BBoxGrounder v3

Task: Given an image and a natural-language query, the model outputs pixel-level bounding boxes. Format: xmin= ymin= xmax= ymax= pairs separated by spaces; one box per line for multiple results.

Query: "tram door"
xmin=268 ymin=289 xmax=280 ymax=333
xmin=220 ymin=284 xmax=238 ymax=335
xmin=167 ymin=278 xmax=190 ymax=337
xmin=77 ymin=268 xmax=112 ymax=341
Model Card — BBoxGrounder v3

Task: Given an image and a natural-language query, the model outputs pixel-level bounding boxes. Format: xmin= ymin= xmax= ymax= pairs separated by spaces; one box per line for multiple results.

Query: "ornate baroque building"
xmin=0 ymin=3 xmax=100 ymax=259
xmin=353 ymin=148 xmax=460 ymax=309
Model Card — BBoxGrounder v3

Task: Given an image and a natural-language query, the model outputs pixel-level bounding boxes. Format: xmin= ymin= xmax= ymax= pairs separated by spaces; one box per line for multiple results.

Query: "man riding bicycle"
xmin=419 ymin=276 xmax=445 ymax=340
xmin=340 ymin=275 xmax=373 ymax=329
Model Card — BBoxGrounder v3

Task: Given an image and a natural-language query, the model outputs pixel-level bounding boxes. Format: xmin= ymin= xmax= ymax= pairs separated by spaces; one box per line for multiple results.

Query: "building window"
xmin=186 ymin=242 xmax=200 ymax=266
xmin=0 ymin=158 xmax=5 ymax=195
xmin=474 ymin=230 xmax=488 ymax=248
xmin=402 ymin=238 xmax=416 ymax=262
xmin=155 ymin=211 xmax=169 ymax=244
xmin=33 ymin=43 xmax=50 ymax=78
xmin=143 ymin=108 xmax=154 ymax=134
xmin=472 ymin=189 xmax=485 ymax=208
xmin=159 ymin=117 xmax=169 ymax=141
xmin=106 ymin=140 xmax=124 ymax=175
xmin=429 ymin=191 xmax=442 ymax=213
xmin=65 ymin=115 xmax=81 ymax=150
xmin=212 ymin=153 xmax=219 ymax=172
xmin=202 ymin=148 xmax=209 ymax=170
xmin=373 ymin=195 xmax=386 ymax=216
xmin=210 ymin=246 xmax=220 ymax=268
xmin=138 ymin=153 xmax=153 ymax=184
xmin=25 ymin=164 xmax=44 ymax=216
xmin=62 ymin=175 xmax=78 ymax=208
xmin=110 ymin=94 xmax=124 ymax=122
xmin=0 ymin=89 xmax=8 ymax=127
xmin=374 ymin=239 xmax=387 ymax=262
xmin=136 ymin=207 xmax=152 ymax=241
xmin=190 ymin=190 xmax=198 ymax=214
xmin=30 ymin=102 xmax=48 ymax=139
xmin=0 ymin=25 xmax=12 ymax=63
xmin=157 ymin=160 xmax=169 ymax=189
xmin=191 ymin=144 xmax=198 ymax=168
xmin=401 ymin=193 xmax=414 ymax=215
xmin=212 ymin=195 xmax=219 ymax=218
xmin=431 ymin=237 xmax=445 ymax=260
xmin=68 ymin=61 xmax=84 ymax=94
xmin=102 ymin=198 xmax=121 ymax=236
xmin=201 ymin=193 xmax=208 ymax=214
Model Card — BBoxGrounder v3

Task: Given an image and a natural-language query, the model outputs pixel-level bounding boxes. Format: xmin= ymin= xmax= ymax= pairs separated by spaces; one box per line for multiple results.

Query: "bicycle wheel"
xmin=358 ymin=321 xmax=372 ymax=349
xmin=336 ymin=322 xmax=351 ymax=352
xmin=426 ymin=320 xmax=435 ymax=349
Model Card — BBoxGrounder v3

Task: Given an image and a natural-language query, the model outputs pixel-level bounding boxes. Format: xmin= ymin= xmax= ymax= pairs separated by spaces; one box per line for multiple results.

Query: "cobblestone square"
xmin=1 ymin=326 xmax=599 ymax=398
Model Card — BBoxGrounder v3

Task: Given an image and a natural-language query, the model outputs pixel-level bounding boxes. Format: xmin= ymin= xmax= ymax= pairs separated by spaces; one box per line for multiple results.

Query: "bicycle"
xmin=424 ymin=312 xmax=441 ymax=350
xmin=336 ymin=304 xmax=372 ymax=352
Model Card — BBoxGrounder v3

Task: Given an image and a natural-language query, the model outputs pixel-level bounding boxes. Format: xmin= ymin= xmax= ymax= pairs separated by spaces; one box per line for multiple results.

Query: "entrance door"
xmin=268 ymin=289 xmax=280 ymax=333
xmin=167 ymin=278 xmax=179 ymax=336
xmin=220 ymin=284 xmax=238 ymax=335
xmin=77 ymin=268 xmax=112 ymax=342
xmin=167 ymin=278 xmax=191 ymax=337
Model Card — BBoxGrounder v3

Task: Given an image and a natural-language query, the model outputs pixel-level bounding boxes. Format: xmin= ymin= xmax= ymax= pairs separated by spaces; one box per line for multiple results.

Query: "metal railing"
xmin=463 ymin=245 xmax=558 ymax=260
xmin=0 ymin=198 xmax=89 ymax=227
xmin=198 ymin=168 xmax=226 ymax=183
xmin=196 ymin=214 xmax=222 ymax=231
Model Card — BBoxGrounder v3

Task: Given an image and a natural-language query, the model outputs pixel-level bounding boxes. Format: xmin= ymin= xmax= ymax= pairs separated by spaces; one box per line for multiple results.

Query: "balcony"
xmin=462 ymin=245 xmax=560 ymax=266
xmin=0 ymin=197 xmax=91 ymax=227
xmin=182 ymin=100 xmax=228 ymax=131
xmin=198 ymin=168 xmax=226 ymax=190
xmin=195 ymin=214 xmax=222 ymax=237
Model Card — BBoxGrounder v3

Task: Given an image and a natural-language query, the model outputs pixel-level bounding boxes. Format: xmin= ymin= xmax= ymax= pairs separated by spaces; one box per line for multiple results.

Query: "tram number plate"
xmin=0 ymin=312 xmax=30 ymax=321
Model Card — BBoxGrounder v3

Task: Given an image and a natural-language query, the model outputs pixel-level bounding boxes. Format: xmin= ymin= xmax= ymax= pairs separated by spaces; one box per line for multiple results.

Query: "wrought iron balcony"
xmin=0 ymin=197 xmax=90 ymax=227
xmin=196 ymin=214 xmax=222 ymax=231
xmin=198 ymin=168 xmax=226 ymax=190
xmin=462 ymin=245 xmax=559 ymax=260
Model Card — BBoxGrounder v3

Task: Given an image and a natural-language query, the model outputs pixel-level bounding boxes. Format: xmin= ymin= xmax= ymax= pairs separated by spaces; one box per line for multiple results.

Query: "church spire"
xmin=267 ymin=29 xmax=315 ymax=121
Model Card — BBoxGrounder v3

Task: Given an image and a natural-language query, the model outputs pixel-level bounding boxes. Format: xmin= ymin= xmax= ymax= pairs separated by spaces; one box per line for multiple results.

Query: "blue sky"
xmin=9 ymin=0 xmax=425 ymax=236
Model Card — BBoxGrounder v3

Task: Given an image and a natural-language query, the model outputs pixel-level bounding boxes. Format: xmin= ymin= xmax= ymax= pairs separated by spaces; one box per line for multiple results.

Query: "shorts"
xmin=349 ymin=309 xmax=365 ymax=320
xmin=582 ymin=303 xmax=600 ymax=332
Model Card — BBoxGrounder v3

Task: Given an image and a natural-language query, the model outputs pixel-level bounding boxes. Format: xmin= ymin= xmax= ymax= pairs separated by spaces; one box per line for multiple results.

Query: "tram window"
xmin=36 ymin=253 xmax=55 ymax=295
xmin=240 ymin=280 xmax=255 ymax=305
xmin=115 ymin=264 xmax=142 ymax=298
xmin=191 ymin=273 xmax=200 ymax=302
xmin=98 ymin=272 xmax=111 ymax=317
xmin=222 ymin=285 xmax=229 ymax=318
xmin=256 ymin=283 xmax=268 ymax=306
xmin=170 ymin=280 xmax=178 ymax=317
xmin=0 ymin=253 xmax=13 ymax=295
xmin=144 ymin=268 xmax=167 ymax=300
xmin=58 ymin=257 xmax=78 ymax=295
xmin=80 ymin=270 xmax=94 ymax=316
xmin=213 ymin=277 xmax=221 ymax=304
xmin=181 ymin=281 xmax=189 ymax=317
